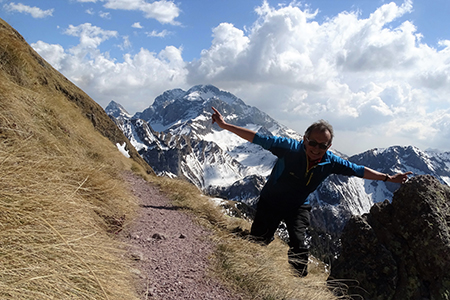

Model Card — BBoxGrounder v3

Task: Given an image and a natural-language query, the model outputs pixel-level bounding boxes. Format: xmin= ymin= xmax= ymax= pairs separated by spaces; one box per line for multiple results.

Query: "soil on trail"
xmin=121 ymin=172 xmax=244 ymax=300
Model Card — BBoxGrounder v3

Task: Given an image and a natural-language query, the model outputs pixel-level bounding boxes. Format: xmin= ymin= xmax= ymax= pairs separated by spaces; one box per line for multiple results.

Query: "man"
xmin=211 ymin=106 xmax=412 ymax=277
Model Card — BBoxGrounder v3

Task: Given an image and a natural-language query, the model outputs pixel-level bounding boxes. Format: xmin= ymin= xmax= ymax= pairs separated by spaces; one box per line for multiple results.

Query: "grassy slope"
xmin=0 ymin=17 xmax=343 ymax=300
xmin=0 ymin=17 xmax=149 ymax=300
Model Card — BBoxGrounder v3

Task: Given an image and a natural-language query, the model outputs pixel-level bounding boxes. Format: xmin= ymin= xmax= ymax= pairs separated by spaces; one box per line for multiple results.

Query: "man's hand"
xmin=389 ymin=171 xmax=413 ymax=184
xmin=211 ymin=106 xmax=256 ymax=142
xmin=211 ymin=106 xmax=227 ymax=128
xmin=364 ymin=168 xmax=413 ymax=184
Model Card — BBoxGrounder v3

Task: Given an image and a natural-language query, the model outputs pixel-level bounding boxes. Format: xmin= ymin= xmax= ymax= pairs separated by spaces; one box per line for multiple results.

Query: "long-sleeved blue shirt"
xmin=252 ymin=133 xmax=365 ymax=207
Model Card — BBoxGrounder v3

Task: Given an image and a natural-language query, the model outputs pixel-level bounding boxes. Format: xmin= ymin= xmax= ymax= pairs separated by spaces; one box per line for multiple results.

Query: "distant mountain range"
xmin=106 ymin=84 xmax=450 ymax=259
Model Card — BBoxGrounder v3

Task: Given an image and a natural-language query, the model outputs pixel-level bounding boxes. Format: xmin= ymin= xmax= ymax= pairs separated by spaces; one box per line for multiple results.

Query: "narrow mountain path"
xmin=121 ymin=172 xmax=244 ymax=300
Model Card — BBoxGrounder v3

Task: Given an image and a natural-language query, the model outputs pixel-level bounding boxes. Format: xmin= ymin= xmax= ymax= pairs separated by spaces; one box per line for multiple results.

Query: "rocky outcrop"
xmin=330 ymin=175 xmax=450 ymax=300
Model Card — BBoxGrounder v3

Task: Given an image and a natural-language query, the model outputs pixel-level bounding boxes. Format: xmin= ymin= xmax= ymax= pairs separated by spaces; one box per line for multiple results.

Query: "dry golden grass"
xmin=0 ymin=71 xmax=142 ymax=299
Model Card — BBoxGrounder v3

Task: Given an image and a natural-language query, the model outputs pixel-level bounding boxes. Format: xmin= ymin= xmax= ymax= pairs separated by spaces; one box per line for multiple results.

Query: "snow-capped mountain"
xmin=106 ymin=84 xmax=450 ymax=258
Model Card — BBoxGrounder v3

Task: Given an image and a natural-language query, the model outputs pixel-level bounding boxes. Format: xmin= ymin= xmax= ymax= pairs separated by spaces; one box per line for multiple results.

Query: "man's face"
xmin=304 ymin=129 xmax=332 ymax=161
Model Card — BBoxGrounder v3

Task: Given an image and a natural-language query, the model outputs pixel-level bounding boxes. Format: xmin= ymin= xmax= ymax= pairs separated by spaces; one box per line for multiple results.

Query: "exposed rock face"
xmin=330 ymin=175 xmax=450 ymax=300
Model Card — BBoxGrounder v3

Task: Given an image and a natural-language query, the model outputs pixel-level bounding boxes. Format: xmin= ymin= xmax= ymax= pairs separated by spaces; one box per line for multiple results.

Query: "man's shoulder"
xmin=323 ymin=150 xmax=347 ymax=163
xmin=324 ymin=151 xmax=365 ymax=176
xmin=253 ymin=133 xmax=303 ymax=151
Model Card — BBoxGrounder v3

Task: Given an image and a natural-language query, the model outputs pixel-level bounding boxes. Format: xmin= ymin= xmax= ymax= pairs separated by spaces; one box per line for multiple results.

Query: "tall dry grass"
xmin=0 ymin=75 xmax=141 ymax=299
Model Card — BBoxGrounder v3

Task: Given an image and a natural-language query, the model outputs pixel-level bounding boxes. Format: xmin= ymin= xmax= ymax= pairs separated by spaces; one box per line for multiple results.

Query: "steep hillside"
xmin=0 ymin=17 xmax=152 ymax=299
xmin=0 ymin=18 xmax=153 ymax=175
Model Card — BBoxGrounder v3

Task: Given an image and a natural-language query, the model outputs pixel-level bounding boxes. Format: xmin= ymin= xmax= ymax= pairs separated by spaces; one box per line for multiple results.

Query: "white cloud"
xmin=146 ymin=29 xmax=171 ymax=37
xmin=119 ymin=35 xmax=132 ymax=50
xmin=31 ymin=41 xmax=66 ymax=69
xmin=75 ymin=0 xmax=180 ymax=25
xmin=85 ymin=8 xmax=95 ymax=15
xmin=188 ymin=22 xmax=250 ymax=82
xmin=32 ymin=21 xmax=187 ymax=115
xmin=4 ymin=2 xmax=53 ymax=18
xmin=132 ymin=22 xmax=143 ymax=28
xmin=30 ymin=1 xmax=450 ymax=155
xmin=99 ymin=11 xmax=111 ymax=19
xmin=64 ymin=23 xmax=118 ymax=50
xmin=103 ymin=0 xmax=181 ymax=25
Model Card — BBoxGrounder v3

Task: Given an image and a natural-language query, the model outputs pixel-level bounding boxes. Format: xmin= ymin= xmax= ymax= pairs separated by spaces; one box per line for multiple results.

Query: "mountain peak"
xmin=185 ymin=84 xmax=241 ymax=105
xmin=105 ymin=100 xmax=131 ymax=119
xmin=188 ymin=84 xmax=220 ymax=94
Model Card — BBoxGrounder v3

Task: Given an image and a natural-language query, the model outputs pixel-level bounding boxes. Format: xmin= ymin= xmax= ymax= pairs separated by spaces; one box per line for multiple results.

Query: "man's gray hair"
xmin=304 ymin=120 xmax=334 ymax=143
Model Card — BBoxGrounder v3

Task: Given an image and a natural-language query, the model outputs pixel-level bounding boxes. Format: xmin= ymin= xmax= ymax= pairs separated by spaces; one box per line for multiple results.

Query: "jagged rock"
xmin=329 ymin=175 xmax=450 ymax=300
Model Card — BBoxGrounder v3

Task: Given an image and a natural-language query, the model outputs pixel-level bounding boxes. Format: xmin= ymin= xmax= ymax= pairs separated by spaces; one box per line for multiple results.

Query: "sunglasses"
xmin=305 ymin=137 xmax=329 ymax=150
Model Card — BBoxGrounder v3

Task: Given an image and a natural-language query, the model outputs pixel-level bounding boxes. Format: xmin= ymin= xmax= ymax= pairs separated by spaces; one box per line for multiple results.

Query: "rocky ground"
xmin=121 ymin=172 xmax=244 ymax=300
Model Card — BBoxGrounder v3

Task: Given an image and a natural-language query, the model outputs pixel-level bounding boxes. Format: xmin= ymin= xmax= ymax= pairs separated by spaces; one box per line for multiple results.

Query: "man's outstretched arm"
xmin=211 ymin=106 xmax=256 ymax=142
xmin=363 ymin=167 xmax=412 ymax=184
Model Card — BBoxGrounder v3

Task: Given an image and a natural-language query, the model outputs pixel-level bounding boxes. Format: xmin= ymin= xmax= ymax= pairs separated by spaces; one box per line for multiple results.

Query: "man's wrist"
xmin=383 ymin=174 xmax=389 ymax=182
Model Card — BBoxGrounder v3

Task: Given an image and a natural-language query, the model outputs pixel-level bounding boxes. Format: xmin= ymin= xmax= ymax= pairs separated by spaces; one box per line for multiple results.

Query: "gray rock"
xmin=330 ymin=175 xmax=450 ymax=300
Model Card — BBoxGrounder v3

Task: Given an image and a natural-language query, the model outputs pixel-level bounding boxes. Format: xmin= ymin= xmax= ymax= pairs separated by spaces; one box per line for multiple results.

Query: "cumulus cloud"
xmin=103 ymin=0 xmax=181 ymax=25
xmin=32 ymin=41 xmax=66 ymax=69
xmin=146 ymin=29 xmax=171 ymax=37
xmin=99 ymin=11 xmax=111 ymax=19
xmin=32 ymin=22 xmax=187 ymax=114
xmin=132 ymin=22 xmax=143 ymax=28
xmin=64 ymin=23 xmax=118 ymax=50
xmin=118 ymin=35 xmax=132 ymax=50
xmin=4 ymin=2 xmax=53 ymax=18
xmin=31 ymin=0 xmax=450 ymax=154
xmin=74 ymin=0 xmax=181 ymax=24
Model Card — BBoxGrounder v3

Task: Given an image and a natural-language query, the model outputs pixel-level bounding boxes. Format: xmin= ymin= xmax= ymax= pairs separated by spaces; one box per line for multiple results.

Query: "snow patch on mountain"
xmin=116 ymin=142 xmax=130 ymax=158
xmin=203 ymin=126 xmax=276 ymax=178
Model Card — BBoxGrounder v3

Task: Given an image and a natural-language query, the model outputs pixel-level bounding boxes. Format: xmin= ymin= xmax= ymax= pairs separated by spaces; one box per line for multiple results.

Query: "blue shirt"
xmin=252 ymin=133 xmax=365 ymax=207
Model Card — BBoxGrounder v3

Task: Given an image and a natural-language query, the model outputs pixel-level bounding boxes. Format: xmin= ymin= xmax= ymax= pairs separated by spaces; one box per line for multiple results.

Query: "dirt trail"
xmin=121 ymin=172 xmax=244 ymax=300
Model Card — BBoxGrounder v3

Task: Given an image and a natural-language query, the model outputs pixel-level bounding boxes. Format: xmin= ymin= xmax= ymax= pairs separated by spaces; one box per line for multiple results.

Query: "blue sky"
xmin=1 ymin=0 xmax=450 ymax=156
